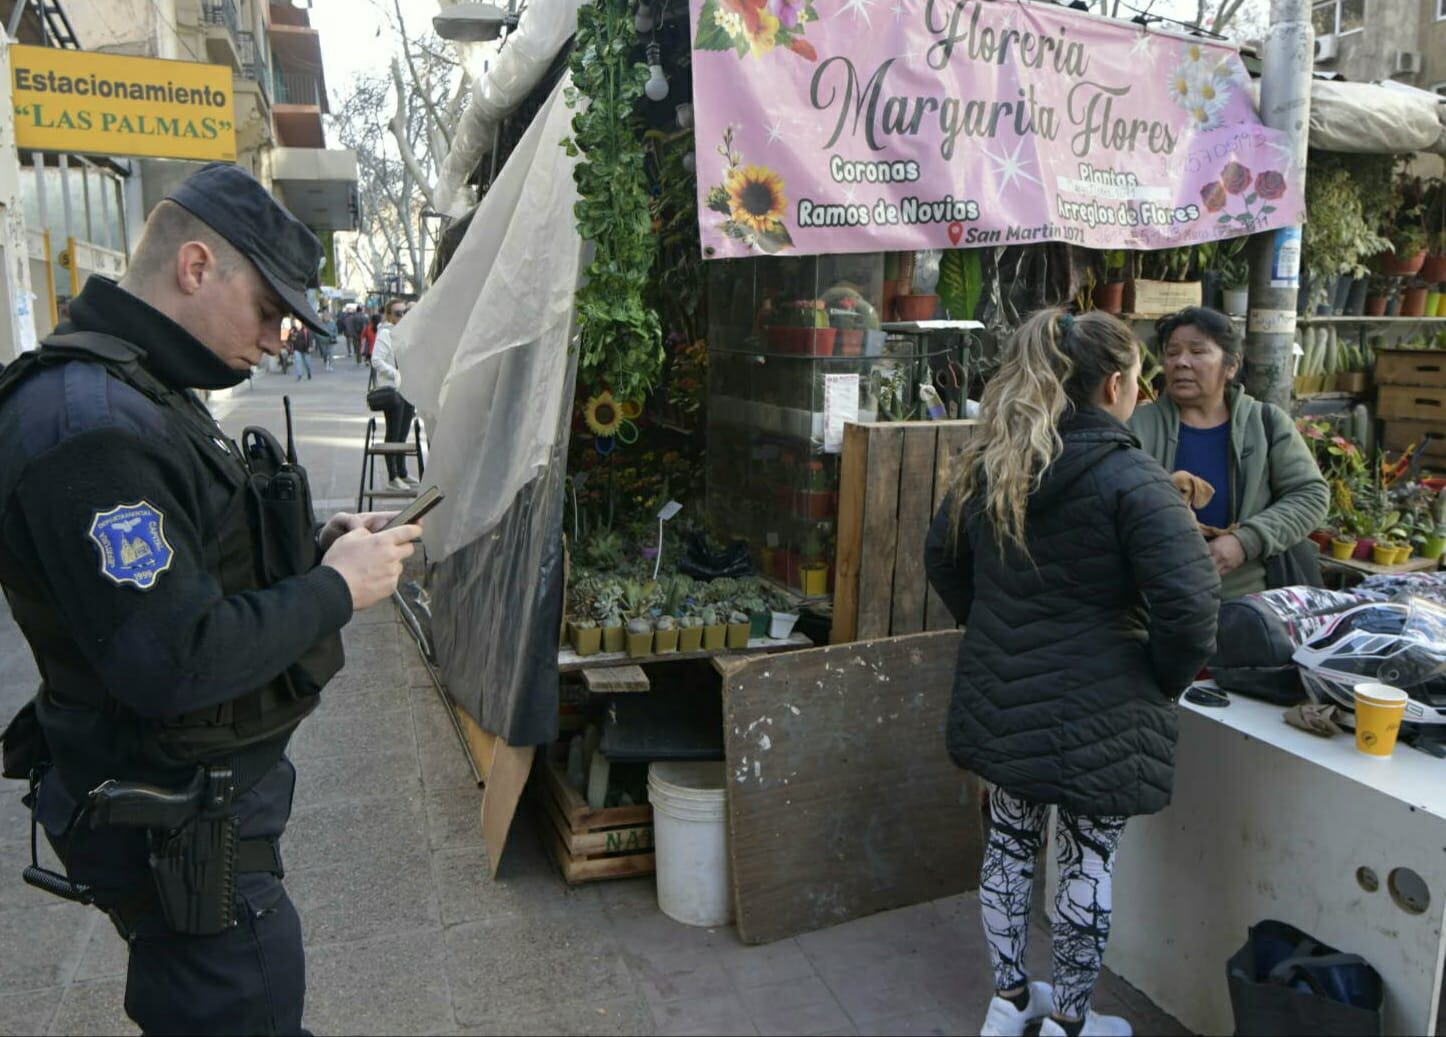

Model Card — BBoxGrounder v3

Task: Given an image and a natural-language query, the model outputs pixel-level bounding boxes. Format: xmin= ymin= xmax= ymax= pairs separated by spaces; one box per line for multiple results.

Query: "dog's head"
xmin=1171 ymin=470 xmax=1216 ymax=511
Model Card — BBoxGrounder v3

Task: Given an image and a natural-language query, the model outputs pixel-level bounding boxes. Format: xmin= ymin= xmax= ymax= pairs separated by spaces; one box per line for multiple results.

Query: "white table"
xmin=1105 ymin=691 xmax=1446 ymax=1035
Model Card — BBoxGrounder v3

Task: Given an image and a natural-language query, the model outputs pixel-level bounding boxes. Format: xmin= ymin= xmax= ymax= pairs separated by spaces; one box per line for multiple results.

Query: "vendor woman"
xmin=1130 ymin=306 xmax=1328 ymax=599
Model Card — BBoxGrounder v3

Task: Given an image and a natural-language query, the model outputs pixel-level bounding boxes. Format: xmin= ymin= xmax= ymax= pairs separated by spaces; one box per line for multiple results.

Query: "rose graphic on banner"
xmin=695 ymin=0 xmax=820 ymax=60
xmin=706 ymin=126 xmax=795 ymax=252
xmin=1206 ymin=162 xmax=1283 ymax=234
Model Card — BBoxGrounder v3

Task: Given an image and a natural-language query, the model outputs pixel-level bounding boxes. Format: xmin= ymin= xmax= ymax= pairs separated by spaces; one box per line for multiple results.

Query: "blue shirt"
xmin=1175 ymin=422 xmax=1232 ymax=529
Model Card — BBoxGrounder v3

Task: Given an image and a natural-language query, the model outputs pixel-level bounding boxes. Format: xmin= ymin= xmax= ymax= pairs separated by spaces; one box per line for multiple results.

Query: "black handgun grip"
xmin=87 ymin=770 xmax=204 ymax=830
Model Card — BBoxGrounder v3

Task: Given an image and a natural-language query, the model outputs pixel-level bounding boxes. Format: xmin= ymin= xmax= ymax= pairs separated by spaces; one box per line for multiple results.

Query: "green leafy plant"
xmin=1303 ymin=152 xmax=1392 ymax=292
xmin=564 ymin=0 xmax=664 ymax=403
xmin=937 ymin=250 xmax=983 ymax=320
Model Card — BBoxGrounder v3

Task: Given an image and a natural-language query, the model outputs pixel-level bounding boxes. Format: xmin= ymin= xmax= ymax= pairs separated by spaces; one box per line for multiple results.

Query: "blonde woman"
xmin=925 ymin=309 xmax=1219 ymax=1037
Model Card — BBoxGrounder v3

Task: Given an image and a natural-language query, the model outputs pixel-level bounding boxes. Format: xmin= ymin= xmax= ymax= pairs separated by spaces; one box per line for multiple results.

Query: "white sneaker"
xmin=387 ymin=477 xmax=412 ymax=492
xmin=401 ymin=475 xmax=421 ymax=488
xmin=981 ymin=981 xmax=1054 ymax=1037
xmin=1039 ymin=1010 xmax=1133 ymax=1037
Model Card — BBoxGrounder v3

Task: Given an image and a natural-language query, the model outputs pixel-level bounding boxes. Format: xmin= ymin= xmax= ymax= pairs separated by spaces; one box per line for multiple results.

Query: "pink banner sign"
xmin=689 ymin=0 xmax=1305 ymax=258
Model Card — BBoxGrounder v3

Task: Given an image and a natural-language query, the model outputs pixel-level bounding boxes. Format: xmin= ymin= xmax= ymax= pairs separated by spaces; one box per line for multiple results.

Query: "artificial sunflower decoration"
xmin=584 ymin=391 xmax=623 ymax=437
xmin=726 ymin=165 xmax=788 ymax=234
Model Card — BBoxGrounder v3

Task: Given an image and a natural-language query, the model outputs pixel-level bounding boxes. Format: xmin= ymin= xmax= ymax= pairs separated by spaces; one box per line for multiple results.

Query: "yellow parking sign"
xmin=10 ymin=45 xmax=236 ymax=162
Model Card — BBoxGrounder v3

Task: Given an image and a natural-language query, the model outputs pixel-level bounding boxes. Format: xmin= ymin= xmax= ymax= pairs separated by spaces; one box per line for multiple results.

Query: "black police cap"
xmin=166 ymin=163 xmax=328 ymax=333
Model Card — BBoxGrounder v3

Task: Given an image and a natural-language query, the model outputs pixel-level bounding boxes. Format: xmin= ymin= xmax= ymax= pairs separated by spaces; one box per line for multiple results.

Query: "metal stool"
xmin=358 ymin=415 xmax=426 ymax=511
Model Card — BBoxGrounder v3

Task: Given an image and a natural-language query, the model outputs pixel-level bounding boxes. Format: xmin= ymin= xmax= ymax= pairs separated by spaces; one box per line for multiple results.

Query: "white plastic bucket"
xmin=648 ymin=761 xmax=733 ymax=927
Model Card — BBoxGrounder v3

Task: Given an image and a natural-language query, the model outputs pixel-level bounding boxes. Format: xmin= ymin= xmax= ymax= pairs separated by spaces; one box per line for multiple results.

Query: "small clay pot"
xmin=725 ymin=622 xmax=750 ymax=649
xmin=836 ymin=329 xmax=865 ymax=356
xmin=653 ymin=628 xmax=680 ymax=654
xmin=1364 ymin=296 xmax=1388 ymax=317
xmin=602 ymin=625 xmax=625 ymax=653
xmin=626 ymin=631 xmax=653 ymax=658
xmin=572 ymin=625 xmax=602 ymax=656
xmin=894 ymin=294 xmax=940 ymax=321
xmin=1421 ymin=254 xmax=1446 ymax=282
xmin=1329 ymin=537 xmax=1357 ymax=561
xmin=1092 ymin=281 xmax=1125 ymax=314
xmin=678 ymin=626 xmax=704 ymax=653
xmin=1372 ymin=544 xmax=1397 ymax=567
xmin=1353 ymin=537 xmax=1376 ymax=561
xmin=1381 ymin=249 xmax=1427 ymax=278
xmin=1401 ymin=287 xmax=1429 ymax=318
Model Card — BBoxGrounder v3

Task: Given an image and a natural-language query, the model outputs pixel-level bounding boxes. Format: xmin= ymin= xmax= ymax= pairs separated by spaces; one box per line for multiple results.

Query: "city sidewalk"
xmin=0 ymin=358 xmax=1188 ymax=1036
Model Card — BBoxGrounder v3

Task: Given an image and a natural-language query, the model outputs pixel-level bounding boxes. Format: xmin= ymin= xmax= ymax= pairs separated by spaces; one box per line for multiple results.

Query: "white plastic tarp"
xmin=392 ymin=74 xmax=582 ymax=561
xmin=1306 ymin=79 xmax=1446 ymax=155
xmin=432 ymin=0 xmax=583 ymax=217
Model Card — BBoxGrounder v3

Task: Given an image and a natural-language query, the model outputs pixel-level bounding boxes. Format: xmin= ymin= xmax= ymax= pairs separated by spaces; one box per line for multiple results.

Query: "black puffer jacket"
xmin=925 ymin=406 xmax=1220 ymax=818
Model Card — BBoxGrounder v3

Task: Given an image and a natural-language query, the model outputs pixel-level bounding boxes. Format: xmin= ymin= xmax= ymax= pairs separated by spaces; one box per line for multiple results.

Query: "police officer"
xmin=0 ymin=164 xmax=421 ymax=1035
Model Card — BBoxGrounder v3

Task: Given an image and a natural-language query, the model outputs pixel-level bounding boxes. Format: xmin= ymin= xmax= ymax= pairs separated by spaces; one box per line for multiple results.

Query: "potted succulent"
xmin=1328 ymin=531 xmax=1358 ymax=561
xmin=653 ymin=614 xmax=680 ymax=654
xmin=725 ymin=608 xmax=751 ymax=649
xmin=1092 ymin=250 xmax=1127 ymax=314
xmin=626 ymin=616 xmax=654 ymax=659
xmin=739 ymin=593 xmax=770 ymax=638
xmin=678 ymin=613 xmax=704 ymax=653
xmin=600 ymin=609 xmax=626 ymax=653
xmin=700 ymin=605 xmax=727 ymax=651
xmin=766 ymin=299 xmax=835 ymax=356
xmin=1212 ymin=239 xmax=1250 ymax=317
xmin=1364 ymin=276 xmax=1392 ymax=317
xmin=768 ymin=589 xmax=800 ymax=639
xmin=893 ymin=249 xmax=942 ymax=321
xmin=571 ymin=618 xmax=602 ymax=656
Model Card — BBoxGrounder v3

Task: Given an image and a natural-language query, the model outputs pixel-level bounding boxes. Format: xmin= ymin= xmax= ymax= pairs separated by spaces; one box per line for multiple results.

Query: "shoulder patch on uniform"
xmin=87 ymin=501 xmax=174 ymax=590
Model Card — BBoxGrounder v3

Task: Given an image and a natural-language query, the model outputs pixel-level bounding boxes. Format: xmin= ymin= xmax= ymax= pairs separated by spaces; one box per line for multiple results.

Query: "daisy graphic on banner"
xmin=705 ymin=126 xmax=794 ymax=253
xmin=695 ymin=0 xmax=819 ymax=61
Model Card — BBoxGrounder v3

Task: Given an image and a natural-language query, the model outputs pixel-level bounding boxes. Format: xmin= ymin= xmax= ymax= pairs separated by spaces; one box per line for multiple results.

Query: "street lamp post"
xmin=432 ymin=2 xmax=518 ymax=42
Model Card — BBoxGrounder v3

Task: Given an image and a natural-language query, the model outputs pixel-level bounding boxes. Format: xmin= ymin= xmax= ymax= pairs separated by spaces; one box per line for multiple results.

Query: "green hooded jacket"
xmin=1129 ymin=384 xmax=1329 ymax=599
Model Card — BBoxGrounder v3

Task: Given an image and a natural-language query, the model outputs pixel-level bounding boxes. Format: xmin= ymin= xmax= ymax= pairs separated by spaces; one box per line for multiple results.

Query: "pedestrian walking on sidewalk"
xmin=369 ymin=298 xmax=419 ymax=492
xmin=318 ymin=309 xmax=338 ymax=372
xmin=0 ymin=163 xmax=421 ymax=1037
xmin=292 ymin=321 xmax=314 ymax=380
xmin=924 ymin=308 xmax=1219 ymax=1037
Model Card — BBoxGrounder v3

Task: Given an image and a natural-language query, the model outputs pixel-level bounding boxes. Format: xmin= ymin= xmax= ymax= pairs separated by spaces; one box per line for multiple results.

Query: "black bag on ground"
xmin=1227 ymin=920 xmax=1382 ymax=1036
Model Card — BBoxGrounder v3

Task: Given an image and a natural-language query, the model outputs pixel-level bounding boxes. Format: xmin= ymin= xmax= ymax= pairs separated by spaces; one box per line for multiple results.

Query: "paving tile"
xmin=283 ymin=794 xmax=428 ymax=873
xmin=597 ymin=875 xmax=662 ymax=912
xmin=443 ymin=911 xmax=637 ymax=1025
xmin=47 ymin=978 xmax=137 ymax=1037
xmin=607 ymin=904 xmax=731 ymax=969
xmin=0 ymin=987 xmax=61 ymax=1036
xmin=305 ymin=927 xmax=455 ymax=1036
xmin=815 ymin=957 xmax=942 ymax=1027
xmin=0 ymin=901 xmax=93 ymax=993
xmin=0 ymin=778 xmax=31 ymax=834
xmin=73 ymin=923 xmax=128 ymax=983
xmin=411 ymin=689 xmax=477 ymax=790
xmin=423 ymin=785 xmax=485 ymax=851
xmin=456 ymin=994 xmax=655 ymax=1036
xmin=628 ymin=947 xmax=735 ymax=1006
xmin=713 ymin=934 xmax=817 ymax=991
xmin=288 ymin=849 xmax=439 ymax=947
xmin=431 ymin=841 xmax=600 ymax=926
xmin=650 ymin=991 xmax=758 ymax=1036
xmin=737 ymin=975 xmax=852 ymax=1036
xmin=853 ymin=1009 xmax=956 ymax=1036
xmin=290 ymin=748 xmax=421 ymax=810
xmin=288 ymin=703 xmax=415 ymax=763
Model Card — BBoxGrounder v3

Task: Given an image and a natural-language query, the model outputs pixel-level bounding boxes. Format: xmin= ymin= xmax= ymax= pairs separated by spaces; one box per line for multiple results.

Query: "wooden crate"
xmin=1378 ymin=385 xmax=1446 ymax=424
xmin=1374 ymin=350 xmax=1446 ymax=389
xmin=537 ymin=750 xmax=655 ymax=885
xmin=1126 ymin=278 xmax=1202 ymax=316
xmin=832 ymin=420 xmax=978 ymax=643
xmin=1381 ymin=421 xmax=1446 ymax=466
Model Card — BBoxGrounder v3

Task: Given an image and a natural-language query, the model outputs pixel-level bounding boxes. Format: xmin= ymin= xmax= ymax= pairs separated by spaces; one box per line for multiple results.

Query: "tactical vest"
xmin=0 ymin=332 xmax=343 ymax=792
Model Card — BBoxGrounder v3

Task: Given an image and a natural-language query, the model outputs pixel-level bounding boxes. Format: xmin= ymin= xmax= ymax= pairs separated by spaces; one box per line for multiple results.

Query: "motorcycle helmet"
xmin=1293 ymin=597 xmax=1446 ymax=727
xmin=1213 ymin=587 xmax=1363 ymax=704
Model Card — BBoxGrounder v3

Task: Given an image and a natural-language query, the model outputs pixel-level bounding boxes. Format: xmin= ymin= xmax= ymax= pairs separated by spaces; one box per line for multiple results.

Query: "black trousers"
xmin=121 ymin=873 xmax=307 ymax=1036
xmin=380 ymin=392 xmax=415 ymax=480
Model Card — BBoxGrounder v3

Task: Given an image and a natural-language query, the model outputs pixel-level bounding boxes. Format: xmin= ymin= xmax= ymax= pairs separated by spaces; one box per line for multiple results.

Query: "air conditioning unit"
xmin=1395 ymin=51 xmax=1423 ymax=75
xmin=1315 ymin=34 xmax=1338 ymax=62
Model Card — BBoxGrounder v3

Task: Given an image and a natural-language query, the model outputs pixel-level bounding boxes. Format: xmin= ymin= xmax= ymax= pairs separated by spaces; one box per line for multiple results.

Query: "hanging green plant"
xmin=563 ymin=0 xmax=664 ymax=403
xmin=937 ymin=250 xmax=982 ymax=321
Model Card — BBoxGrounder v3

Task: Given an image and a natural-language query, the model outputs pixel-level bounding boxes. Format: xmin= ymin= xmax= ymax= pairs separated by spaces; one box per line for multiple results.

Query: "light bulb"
xmin=644 ymin=43 xmax=669 ymax=101
xmin=676 ymin=103 xmax=694 ymax=129
xmin=682 ymin=151 xmax=695 ymax=173
xmin=634 ymin=3 xmax=654 ymax=31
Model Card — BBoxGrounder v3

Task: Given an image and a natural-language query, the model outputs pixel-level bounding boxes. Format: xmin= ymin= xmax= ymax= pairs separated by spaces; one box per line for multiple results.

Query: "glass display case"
xmin=705 ymin=253 xmax=952 ymax=596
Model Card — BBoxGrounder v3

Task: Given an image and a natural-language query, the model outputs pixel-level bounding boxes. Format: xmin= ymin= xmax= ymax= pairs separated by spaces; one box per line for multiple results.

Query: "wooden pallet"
xmin=832 ymin=420 xmax=978 ymax=643
xmin=537 ymin=752 xmax=655 ymax=885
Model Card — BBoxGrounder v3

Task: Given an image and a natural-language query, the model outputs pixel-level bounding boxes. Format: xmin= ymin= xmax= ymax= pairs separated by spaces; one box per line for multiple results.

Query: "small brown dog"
xmin=1171 ymin=470 xmax=1232 ymax=539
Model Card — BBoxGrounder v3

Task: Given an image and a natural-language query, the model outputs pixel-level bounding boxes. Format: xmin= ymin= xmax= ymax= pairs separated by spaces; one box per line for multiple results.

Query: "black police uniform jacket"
xmin=0 ymin=278 xmax=352 ymax=892
xmin=924 ymin=406 xmax=1220 ymax=818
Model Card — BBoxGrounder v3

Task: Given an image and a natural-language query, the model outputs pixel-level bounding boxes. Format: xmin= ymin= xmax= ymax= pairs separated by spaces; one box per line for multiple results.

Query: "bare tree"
xmin=1090 ymin=0 xmax=1269 ymax=39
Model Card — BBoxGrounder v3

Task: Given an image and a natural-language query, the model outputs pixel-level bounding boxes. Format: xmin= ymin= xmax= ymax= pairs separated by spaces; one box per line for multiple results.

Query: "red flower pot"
xmin=1401 ymin=287 xmax=1430 ymax=318
xmin=1353 ymin=537 xmax=1376 ymax=562
xmin=1093 ymin=282 xmax=1125 ymax=314
xmin=1422 ymin=254 xmax=1446 ymax=283
xmin=836 ymin=329 xmax=865 ymax=356
xmin=807 ymin=328 xmax=838 ymax=356
xmin=1307 ymin=530 xmax=1332 ymax=553
xmin=893 ymin=294 xmax=940 ymax=321
xmin=1364 ymin=296 xmax=1388 ymax=317
xmin=1381 ymin=250 xmax=1427 ymax=278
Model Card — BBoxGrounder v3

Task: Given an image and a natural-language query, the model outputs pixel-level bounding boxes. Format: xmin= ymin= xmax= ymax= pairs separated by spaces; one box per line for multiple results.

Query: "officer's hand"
xmin=318 ymin=511 xmax=404 ymax=552
xmin=321 ymin=525 xmax=421 ymax=611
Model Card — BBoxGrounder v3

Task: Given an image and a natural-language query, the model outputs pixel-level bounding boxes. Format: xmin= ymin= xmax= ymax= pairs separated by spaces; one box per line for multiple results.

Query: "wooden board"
xmin=1381 ymin=420 xmax=1446 ymax=465
xmin=539 ymin=752 xmax=653 ymax=830
xmin=926 ymin=425 xmax=973 ymax=632
xmin=890 ymin=427 xmax=939 ymax=636
xmin=1373 ymin=349 xmax=1446 ymax=389
xmin=856 ymin=425 xmax=904 ymax=640
xmin=558 ymin=633 xmax=811 ymax=672
xmin=831 ymin=422 xmax=871 ymax=646
xmin=452 ymin=700 xmax=494 ymax=786
xmin=1321 ymin=554 xmax=1440 ymax=578
xmin=1377 ymin=384 xmax=1446 ymax=424
xmin=582 ymin=665 xmax=650 ymax=693
xmin=721 ymin=630 xmax=982 ymax=945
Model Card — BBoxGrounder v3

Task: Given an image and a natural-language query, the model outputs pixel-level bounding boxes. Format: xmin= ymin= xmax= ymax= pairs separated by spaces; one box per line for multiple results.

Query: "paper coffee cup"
xmin=1354 ymin=683 xmax=1408 ymax=758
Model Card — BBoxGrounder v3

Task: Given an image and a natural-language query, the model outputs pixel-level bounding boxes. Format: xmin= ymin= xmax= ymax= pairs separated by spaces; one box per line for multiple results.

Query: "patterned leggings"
xmin=979 ymin=785 xmax=1127 ymax=1021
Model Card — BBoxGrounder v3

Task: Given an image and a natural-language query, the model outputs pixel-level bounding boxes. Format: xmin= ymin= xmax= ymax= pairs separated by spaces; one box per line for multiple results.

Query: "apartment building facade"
xmin=1313 ymin=0 xmax=1446 ymax=93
